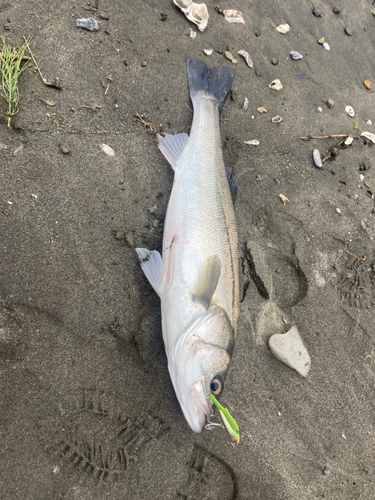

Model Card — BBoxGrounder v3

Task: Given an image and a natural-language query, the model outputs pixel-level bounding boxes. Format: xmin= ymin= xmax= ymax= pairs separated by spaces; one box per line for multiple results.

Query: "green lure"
xmin=210 ymin=394 xmax=240 ymax=447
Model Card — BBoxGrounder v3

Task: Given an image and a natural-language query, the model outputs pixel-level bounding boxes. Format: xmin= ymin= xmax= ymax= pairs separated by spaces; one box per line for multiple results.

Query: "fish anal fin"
xmin=225 ymin=167 xmax=239 ymax=207
xmin=136 ymin=248 xmax=163 ymax=297
xmin=157 ymin=133 xmax=188 ymax=170
xmin=192 ymin=255 xmax=221 ymax=309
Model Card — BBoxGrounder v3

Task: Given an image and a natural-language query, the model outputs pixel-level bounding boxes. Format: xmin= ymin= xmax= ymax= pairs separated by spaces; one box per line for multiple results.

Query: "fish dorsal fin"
xmin=136 ymin=248 xmax=163 ymax=297
xmin=225 ymin=167 xmax=239 ymax=207
xmin=157 ymin=133 xmax=188 ymax=170
xmin=192 ymin=255 xmax=221 ymax=309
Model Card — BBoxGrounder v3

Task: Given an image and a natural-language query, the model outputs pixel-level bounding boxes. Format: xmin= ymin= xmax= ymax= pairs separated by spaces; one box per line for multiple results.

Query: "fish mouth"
xmin=188 ymin=380 xmax=211 ymax=433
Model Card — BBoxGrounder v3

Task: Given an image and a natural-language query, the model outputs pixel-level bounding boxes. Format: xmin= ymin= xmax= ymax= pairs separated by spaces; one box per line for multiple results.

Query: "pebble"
xmin=271 ymin=58 xmax=279 ymax=65
xmin=336 ymin=207 xmax=341 ymax=214
xmin=254 ymin=30 xmax=261 ymax=37
xmin=269 ymin=79 xmax=283 ymax=91
xmin=225 ymin=51 xmax=233 ymax=61
xmin=323 ymin=42 xmax=330 ymax=51
xmin=367 ymin=119 xmax=372 ymax=126
xmin=317 ymin=107 xmax=323 ymax=112
xmin=363 ymin=79 xmax=372 ymax=89
xmin=204 ymin=48 xmax=213 ymax=56
xmin=75 ymin=17 xmax=99 ymax=31
xmin=232 ymin=59 xmax=238 ymax=64
xmin=243 ymin=97 xmax=249 ymax=110
xmin=313 ymin=149 xmax=322 ymax=168
xmin=100 ymin=14 xmax=109 ymax=20
xmin=322 ymin=466 xmax=331 ymax=476
xmin=141 ymin=61 xmax=147 ymax=67
xmin=371 ymin=9 xmax=375 ymax=17
xmin=268 ymin=326 xmax=311 ymax=377
xmin=290 ymin=51 xmax=303 ymax=60
xmin=327 ymin=98 xmax=334 ymax=108
xmin=333 ymin=5 xmax=340 ymax=14
xmin=125 ymin=232 xmax=134 ymax=247
xmin=312 ymin=7 xmax=322 ymax=17
xmin=296 ymin=74 xmax=306 ymax=79
xmin=276 ymin=24 xmax=290 ymax=34
xmin=345 ymin=27 xmax=354 ymax=36
xmin=317 ymin=37 xmax=325 ymax=44
xmin=59 ymin=143 xmax=71 ymax=155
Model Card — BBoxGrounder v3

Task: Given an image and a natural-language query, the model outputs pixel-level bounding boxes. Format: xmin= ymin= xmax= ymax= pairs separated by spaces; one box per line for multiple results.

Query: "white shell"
xmin=101 ymin=144 xmax=115 ymax=156
xmin=189 ymin=28 xmax=197 ymax=39
xmin=223 ymin=10 xmax=245 ymax=24
xmin=269 ymin=79 xmax=283 ymax=91
xmin=290 ymin=51 xmax=303 ymax=60
xmin=243 ymin=97 xmax=249 ymax=110
xmin=312 ymin=149 xmax=322 ymax=168
xmin=361 ymin=131 xmax=375 ymax=143
xmin=272 ymin=115 xmax=282 ymax=124
xmin=322 ymin=42 xmax=330 ymax=51
xmin=244 ymin=139 xmax=259 ymax=146
xmin=345 ymin=106 xmax=355 ymax=117
xmin=173 ymin=0 xmax=209 ymax=31
xmin=237 ymin=50 xmax=253 ymax=68
xmin=279 ymin=194 xmax=289 ymax=205
xmin=203 ymin=48 xmax=213 ymax=55
xmin=276 ymin=23 xmax=290 ymax=34
xmin=366 ymin=119 xmax=372 ymax=125
xmin=344 ymin=136 xmax=354 ymax=146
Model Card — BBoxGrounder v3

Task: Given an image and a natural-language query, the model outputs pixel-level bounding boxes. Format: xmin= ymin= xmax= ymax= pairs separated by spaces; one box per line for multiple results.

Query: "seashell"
xmin=335 ymin=208 xmax=341 ymax=214
xmin=276 ymin=24 xmax=290 ymax=34
xmin=272 ymin=115 xmax=282 ymax=124
xmin=279 ymin=194 xmax=289 ymax=205
xmin=223 ymin=10 xmax=245 ymax=23
xmin=203 ymin=48 xmax=213 ymax=55
xmin=312 ymin=149 xmax=322 ymax=168
xmin=322 ymin=42 xmax=330 ymax=51
xmin=189 ymin=28 xmax=197 ymax=39
xmin=344 ymin=136 xmax=353 ymax=146
xmin=257 ymin=106 xmax=267 ymax=113
xmin=367 ymin=119 xmax=372 ymax=126
xmin=361 ymin=131 xmax=375 ymax=143
xmin=101 ymin=144 xmax=115 ymax=156
xmin=173 ymin=0 xmax=209 ymax=32
xmin=75 ymin=17 xmax=99 ymax=31
xmin=269 ymin=79 xmax=283 ymax=91
xmin=345 ymin=106 xmax=354 ymax=117
xmin=243 ymin=97 xmax=249 ymax=110
xmin=237 ymin=50 xmax=253 ymax=68
xmin=244 ymin=140 xmax=259 ymax=146
xmin=290 ymin=51 xmax=303 ymax=60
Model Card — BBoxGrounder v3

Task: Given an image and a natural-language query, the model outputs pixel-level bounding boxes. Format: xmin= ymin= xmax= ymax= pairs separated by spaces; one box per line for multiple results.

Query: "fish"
xmin=136 ymin=59 xmax=239 ymax=433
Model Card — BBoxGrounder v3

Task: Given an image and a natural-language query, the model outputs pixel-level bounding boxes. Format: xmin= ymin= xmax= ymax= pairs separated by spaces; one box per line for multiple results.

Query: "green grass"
xmin=0 ymin=37 xmax=30 ymax=127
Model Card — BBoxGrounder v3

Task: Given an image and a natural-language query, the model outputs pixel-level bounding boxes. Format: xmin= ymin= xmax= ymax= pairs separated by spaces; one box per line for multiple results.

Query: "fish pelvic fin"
xmin=192 ymin=255 xmax=221 ymax=309
xmin=135 ymin=248 xmax=163 ymax=297
xmin=225 ymin=167 xmax=239 ymax=207
xmin=187 ymin=59 xmax=236 ymax=113
xmin=157 ymin=133 xmax=188 ymax=170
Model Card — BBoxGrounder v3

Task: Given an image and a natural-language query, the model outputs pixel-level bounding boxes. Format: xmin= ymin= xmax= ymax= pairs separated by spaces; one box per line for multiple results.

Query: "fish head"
xmin=169 ymin=305 xmax=235 ymax=433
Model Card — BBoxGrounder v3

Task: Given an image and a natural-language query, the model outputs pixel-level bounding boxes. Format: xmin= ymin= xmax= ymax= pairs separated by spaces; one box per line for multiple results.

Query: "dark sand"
xmin=0 ymin=1 xmax=374 ymax=498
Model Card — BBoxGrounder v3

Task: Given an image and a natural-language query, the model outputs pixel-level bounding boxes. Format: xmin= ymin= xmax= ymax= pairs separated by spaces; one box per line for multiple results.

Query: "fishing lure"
xmin=210 ymin=394 xmax=240 ymax=446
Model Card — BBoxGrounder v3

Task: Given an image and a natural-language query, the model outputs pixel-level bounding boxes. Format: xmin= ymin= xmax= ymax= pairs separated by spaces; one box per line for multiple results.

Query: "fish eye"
xmin=210 ymin=376 xmax=224 ymax=396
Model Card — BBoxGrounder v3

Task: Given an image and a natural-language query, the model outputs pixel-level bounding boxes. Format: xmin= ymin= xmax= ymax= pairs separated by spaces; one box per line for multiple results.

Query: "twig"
xmin=23 ymin=36 xmax=62 ymax=89
xmin=185 ymin=103 xmax=193 ymax=113
xmin=39 ymin=97 xmax=55 ymax=106
xmin=300 ymin=134 xmax=358 ymax=140
xmin=344 ymin=250 xmax=367 ymax=262
xmin=104 ymin=83 xmax=110 ymax=95
xmin=82 ymin=5 xmax=100 ymax=12
xmin=135 ymin=112 xmax=156 ymax=133
xmin=79 ymin=104 xmax=102 ymax=109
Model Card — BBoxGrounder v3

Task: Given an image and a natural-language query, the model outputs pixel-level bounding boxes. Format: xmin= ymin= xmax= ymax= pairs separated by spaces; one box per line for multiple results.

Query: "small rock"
xmin=271 ymin=115 xmax=282 ymax=124
xmin=333 ymin=5 xmax=340 ymax=14
xmin=322 ymin=42 xmax=330 ymax=51
xmin=125 ymin=232 xmax=134 ymax=247
xmin=312 ymin=7 xmax=322 ymax=17
xmin=336 ymin=207 xmax=341 ymax=214
xmin=317 ymin=37 xmax=325 ymax=44
xmin=254 ymin=30 xmax=261 ymax=37
xmin=322 ymin=466 xmax=331 ymax=476
xmin=363 ymin=79 xmax=372 ymax=89
xmin=255 ymin=69 xmax=262 ymax=77
xmin=271 ymin=58 xmax=279 ymax=65
xmin=59 ymin=143 xmax=71 ymax=155
xmin=290 ymin=51 xmax=303 ymax=60
xmin=327 ymin=98 xmax=334 ymax=108
xmin=367 ymin=119 xmax=372 ymax=126
xmin=75 ymin=17 xmax=99 ymax=31
xmin=141 ymin=61 xmax=147 ymax=67
xmin=225 ymin=51 xmax=233 ymax=61
xmin=276 ymin=24 xmax=290 ymax=34
xmin=296 ymin=74 xmax=306 ymax=79
xmin=13 ymin=145 xmax=24 ymax=156
xmin=232 ymin=59 xmax=238 ymax=64
xmin=313 ymin=149 xmax=322 ymax=168
xmin=269 ymin=79 xmax=283 ymax=91
xmin=243 ymin=97 xmax=249 ymax=110
xmin=371 ymin=9 xmax=375 ymax=17
xmin=268 ymin=325 xmax=311 ymax=377
xmin=204 ymin=48 xmax=213 ymax=56
xmin=152 ymin=219 xmax=159 ymax=228
xmin=317 ymin=107 xmax=323 ymax=113
xmin=345 ymin=27 xmax=354 ymax=36
xmin=100 ymin=14 xmax=109 ymax=20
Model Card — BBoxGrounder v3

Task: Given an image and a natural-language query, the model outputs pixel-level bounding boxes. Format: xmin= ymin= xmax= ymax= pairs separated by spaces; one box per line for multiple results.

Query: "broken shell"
xmin=290 ymin=51 xmax=303 ymax=60
xmin=367 ymin=120 xmax=372 ymax=126
xmin=345 ymin=106 xmax=355 ymax=117
xmin=244 ymin=140 xmax=259 ymax=146
xmin=327 ymin=98 xmax=334 ymax=108
xmin=173 ymin=0 xmax=209 ymax=32
xmin=272 ymin=115 xmax=282 ymax=124
xmin=257 ymin=106 xmax=267 ymax=113
xmin=344 ymin=136 xmax=354 ymax=146
xmin=322 ymin=42 xmax=330 ymax=51
xmin=335 ymin=208 xmax=341 ymax=214
xmin=204 ymin=48 xmax=213 ymax=55
xmin=223 ymin=10 xmax=245 ymax=24
xmin=276 ymin=24 xmax=290 ymax=34
xmin=101 ymin=144 xmax=115 ymax=156
xmin=361 ymin=131 xmax=375 ymax=144
xmin=224 ymin=51 xmax=233 ymax=61
xmin=243 ymin=97 xmax=249 ymax=110
xmin=363 ymin=79 xmax=372 ymax=90
xmin=189 ymin=28 xmax=197 ymax=39
xmin=279 ymin=194 xmax=289 ymax=205
xmin=269 ymin=79 xmax=283 ymax=91
xmin=75 ymin=17 xmax=99 ymax=31
xmin=360 ymin=220 xmax=366 ymax=230
xmin=237 ymin=50 xmax=253 ymax=68
xmin=312 ymin=149 xmax=322 ymax=168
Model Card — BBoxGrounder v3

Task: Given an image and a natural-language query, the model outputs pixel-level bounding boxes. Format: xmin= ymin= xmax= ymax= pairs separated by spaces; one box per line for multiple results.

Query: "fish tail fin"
xmin=187 ymin=59 xmax=236 ymax=113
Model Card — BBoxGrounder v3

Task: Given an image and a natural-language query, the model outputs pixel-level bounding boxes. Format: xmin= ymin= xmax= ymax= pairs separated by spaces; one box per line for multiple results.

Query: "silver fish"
xmin=136 ymin=60 xmax=239 ymax=433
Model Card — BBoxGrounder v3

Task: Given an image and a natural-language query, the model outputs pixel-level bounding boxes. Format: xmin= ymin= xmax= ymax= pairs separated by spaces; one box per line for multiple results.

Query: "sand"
xmin=0 ymin=1 xmax=374 ymax=498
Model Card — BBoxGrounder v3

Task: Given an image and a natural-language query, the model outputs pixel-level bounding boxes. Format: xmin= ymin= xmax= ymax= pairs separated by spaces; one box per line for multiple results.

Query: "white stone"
xmin=269 ymin=326 xmax=311 ymax=377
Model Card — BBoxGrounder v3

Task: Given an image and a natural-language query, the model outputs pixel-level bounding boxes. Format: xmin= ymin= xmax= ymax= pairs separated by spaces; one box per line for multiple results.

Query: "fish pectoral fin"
xmin=192 ymin=255 xmax=221 ymax=309
xmin=136 ymin=248 xmax=163 ymax=297
xmin=157 ymin=133 xmax=188 ymax=171
xmin=225 ymin=167 xmax=239 ymax=207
